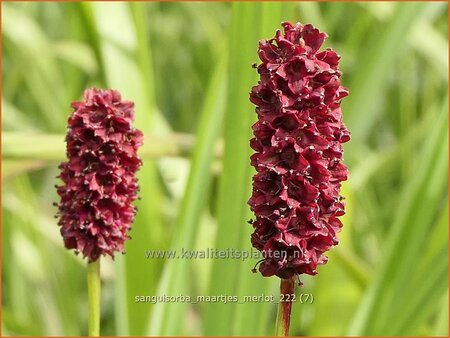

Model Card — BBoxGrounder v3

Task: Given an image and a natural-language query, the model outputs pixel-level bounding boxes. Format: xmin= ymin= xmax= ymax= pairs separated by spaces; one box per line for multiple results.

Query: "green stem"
xmin=275 ymin=278 xmax=296 ymax=336
xmin=87 ymin=259 xmax=101 ymax=336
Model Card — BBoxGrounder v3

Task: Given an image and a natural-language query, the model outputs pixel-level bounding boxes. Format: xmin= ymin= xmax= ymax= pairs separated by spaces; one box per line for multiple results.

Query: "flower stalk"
xmin=275 ymin=278 xmax=296 ymax=336
xmin=87 ymin=259 xmax=100 ymax=337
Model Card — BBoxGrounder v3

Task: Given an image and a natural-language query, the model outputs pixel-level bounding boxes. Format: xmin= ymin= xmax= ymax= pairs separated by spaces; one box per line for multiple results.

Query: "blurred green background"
xmin=1 ymin=1 xmax=448 ymax=336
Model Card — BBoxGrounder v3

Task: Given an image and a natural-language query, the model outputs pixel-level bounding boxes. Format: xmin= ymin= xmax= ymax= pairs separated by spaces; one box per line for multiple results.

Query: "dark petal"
xmin=259 ymin=259 xmax=281 ymax=277
xmin=302 ymin=24 xmax=327 ymax=54
xmin=258 ymin=40 xmax=281 ymax=64
xmin=317 ymin=49 xmax=340 ymax=69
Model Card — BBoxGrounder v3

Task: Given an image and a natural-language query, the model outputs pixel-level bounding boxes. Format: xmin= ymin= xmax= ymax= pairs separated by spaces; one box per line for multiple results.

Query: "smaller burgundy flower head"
xmin=56 ymin=88 xmax=143 ymax=262
xmin=249 ymin=22 xmax=350 ymax=279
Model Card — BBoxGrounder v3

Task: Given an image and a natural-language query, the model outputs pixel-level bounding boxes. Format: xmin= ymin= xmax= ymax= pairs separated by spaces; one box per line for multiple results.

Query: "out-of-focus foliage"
xmin=1 ymin=2 xmax=448 ymax=336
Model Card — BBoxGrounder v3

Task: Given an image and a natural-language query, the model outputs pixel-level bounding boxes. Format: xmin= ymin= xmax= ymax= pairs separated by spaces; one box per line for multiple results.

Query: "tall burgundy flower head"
xmin=248 ymin=22 xmax=350 ymax=279
xmin=56 ymin=88 xmax=143 ymax=262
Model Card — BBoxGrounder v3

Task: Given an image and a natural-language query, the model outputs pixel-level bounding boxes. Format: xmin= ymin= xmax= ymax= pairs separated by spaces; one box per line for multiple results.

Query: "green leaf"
xmin=86 ymin=2 xmax=168 ymax=334
xmin=345 ymin=2 xmax=426 ymax=144
xmin=203 ymin=2 xmax=263 ymax=335
xmin=52 ymin=41 xmax=97 ymax=75
xmin=2 ymin=132 xmax=65 ymax=161
xmin=347 ymin=97 xmax=448 ymax=335
xmin=147 ymin=52 xmax=227 ymax=335
xmin=2 ymin=3 xmax=68 ymax=132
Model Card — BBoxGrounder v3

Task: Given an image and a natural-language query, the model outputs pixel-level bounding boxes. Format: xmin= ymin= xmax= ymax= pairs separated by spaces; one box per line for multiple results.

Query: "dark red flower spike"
xmin=249 ymin=22 xmax=350 ymax=279
xmin=56 ymin=88 xmax=143 ymax=262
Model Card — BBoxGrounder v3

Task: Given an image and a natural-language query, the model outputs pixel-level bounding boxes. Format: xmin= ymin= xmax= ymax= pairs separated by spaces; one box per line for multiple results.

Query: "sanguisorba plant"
xmin=56 ymin=88 xmax=143 ymax=336
xmin=249 ymin=22 xmax=350 ymax=336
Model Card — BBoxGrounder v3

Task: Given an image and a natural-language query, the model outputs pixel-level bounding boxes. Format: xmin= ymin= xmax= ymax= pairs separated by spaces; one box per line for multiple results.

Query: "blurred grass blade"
xmin=408 ymin=21 xmax=448 ymax=79
xmin=259 ymin=1 xmax=282 ymax=38
xmin=345 ymin=2 xmax=425 ymax=144
xmin=433 ymin=292 xmax=449 ymax=336
xmin=52 ymin=41 xmax=97 ymax=75
xmin=297 ymin=2 xmax=327 ymax=32
xmin=203 ymin=2 xmax=262 ymax=335
xmin=1 ymin=99 xmax=38 ymax=132
xmin=1 ymin=160 xmax=47 ymax=180
xmin=370 ymin=98 xmax=448 ymax=335
xmin=232 ymin=3 xmax=286 ymax=336
xmin=87 ymin=2 xmax=167 ymax=334
xmin=1 ymin=131 xmax=202 ymax=162
xmin=384 ymin=168 xmax=448 ymax=335
xmin=347 ymin=97 xmax=448 ymax=335
xmin=78 ymin=2 xmax=108 ymax=85
xmin=148 ymin=52 xmax=227 ymax=336
xmin=129 ymin=3 xmax=156 ymax=116
xmin=2 ymin=3 xmax=68 ymax=132
xmin=2 ymin=132 xmax=65 ymax=161
xmin=4 ymin=175 xmax=85 ymax=335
